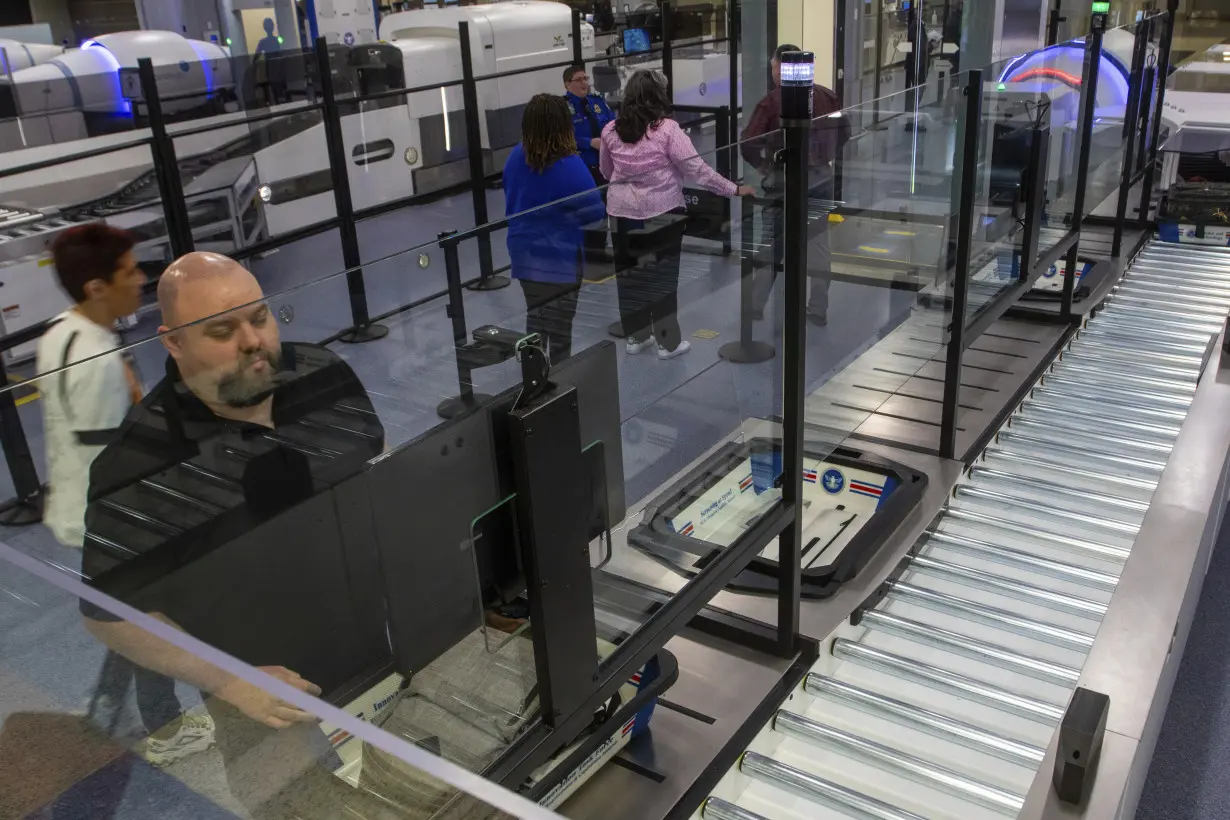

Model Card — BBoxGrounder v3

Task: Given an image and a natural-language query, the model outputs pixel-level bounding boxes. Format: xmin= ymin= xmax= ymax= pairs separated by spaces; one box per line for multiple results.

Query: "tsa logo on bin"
xmin=821 ymin=468 xmax=845 ymax=495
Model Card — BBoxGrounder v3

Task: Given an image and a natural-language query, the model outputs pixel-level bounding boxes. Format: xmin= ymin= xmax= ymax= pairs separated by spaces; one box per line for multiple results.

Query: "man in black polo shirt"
xmin=80 ymin=252 xmax=389 ymax=818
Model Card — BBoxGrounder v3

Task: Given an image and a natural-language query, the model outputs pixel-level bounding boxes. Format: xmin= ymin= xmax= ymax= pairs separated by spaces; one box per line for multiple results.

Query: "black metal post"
xmin=138 ymin=59 xmax=194 ymax=259
xmin=716 ymin=105 xmax=735 ymax=256
xmin=728 ymin=0 xmax=740 ymax=145
xmin=314 ymin=39 xmax=389 ymax=343
xmin=939 ymin=70 xmax=982 ymax=461
xmin=458 ymin=22 xmax=508 ymax=292
xmin=719 ymin=195 xmax=775 ymax=364
xmin=1139 ymin=0 xmax=1180 ymax=226
xmin=776 ymin=54 xmax=814 ymax=656
xmin=1135 ymin=62 xmax=1156 ymax=178
xmin=1021 ymin=124 xmax=1050 ymax=277
xmin=571 ymin=8 xmax=584 ymax=66
xmin=1046 ymin=0 xmax=1065 ymax=46
xmin=437 ymin=231 xmax=494 ymax=419
xmin=1060 ymin=17 xmax=1105 ymax=320
xmin=0 ymin=355 xmax=43 ymax=526
xmin=1111 ymin=22 xmax=1149 ymax=259
xmin=662 ymin=0 xmax=674 ymax=103
xmin=872 ymin=5 xmax=885 ymax=126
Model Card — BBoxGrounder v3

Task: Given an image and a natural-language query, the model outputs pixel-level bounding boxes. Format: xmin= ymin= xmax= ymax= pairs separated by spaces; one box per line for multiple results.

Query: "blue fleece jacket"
xmin=503 ymin=145 xmax=605 ymax=284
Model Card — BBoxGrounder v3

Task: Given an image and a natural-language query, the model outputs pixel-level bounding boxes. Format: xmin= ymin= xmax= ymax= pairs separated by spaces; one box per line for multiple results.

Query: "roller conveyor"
xmin=700 ymin=241 xmax=1230 ymax=820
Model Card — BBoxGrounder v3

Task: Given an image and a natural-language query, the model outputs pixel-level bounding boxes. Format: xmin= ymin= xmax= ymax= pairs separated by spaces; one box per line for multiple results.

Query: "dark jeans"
xmin=91 ymin=650 xmax=184 ymax=735
xmin=752 ymin=179 xmax=833 ymax=318
xmin=613 ymin=212 xmax=688 ymax=351
xmin=519 ymin=279 xmax=580 ymax=363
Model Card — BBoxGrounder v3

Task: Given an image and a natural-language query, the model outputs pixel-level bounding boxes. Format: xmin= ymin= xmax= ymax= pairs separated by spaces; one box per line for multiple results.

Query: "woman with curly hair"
xmin=600 ymin=69 xmax=753 ymax=359
xmin=504 ymin=93 xmax=605 ymax=363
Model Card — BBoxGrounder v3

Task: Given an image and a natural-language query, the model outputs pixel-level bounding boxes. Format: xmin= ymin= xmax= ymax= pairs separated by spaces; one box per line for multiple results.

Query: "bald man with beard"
xmin=79 ymin=252 xmax=389 ymax=818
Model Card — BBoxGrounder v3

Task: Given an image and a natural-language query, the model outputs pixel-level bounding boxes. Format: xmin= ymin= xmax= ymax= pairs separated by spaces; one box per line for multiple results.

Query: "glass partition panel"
xmin=803 ymin=76 xmax=963 ymax=456
xmin=0 ymin=540 xmax=562 ymax=820
xmin=1081 ymin=21 xmax=1138 ymax=222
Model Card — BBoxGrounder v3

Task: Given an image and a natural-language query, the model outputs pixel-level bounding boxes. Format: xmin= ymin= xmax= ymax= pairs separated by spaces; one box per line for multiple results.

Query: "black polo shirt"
xmin=80 ymin=342 xmax=385 ymax=666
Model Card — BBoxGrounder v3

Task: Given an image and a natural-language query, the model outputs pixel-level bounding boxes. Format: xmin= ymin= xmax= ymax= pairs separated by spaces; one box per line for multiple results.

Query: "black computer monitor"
xmin=364 ymin=341 xmax=624 ymax=677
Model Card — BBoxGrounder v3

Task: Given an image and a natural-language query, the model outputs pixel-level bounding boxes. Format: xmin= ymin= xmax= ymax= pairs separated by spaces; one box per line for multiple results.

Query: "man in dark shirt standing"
xmin=564 ymin=64 xmax=617 ymax=188
xmin=741 ymin=44 xmax=848 ymax=325
xmin=80 ymin=252 xmax=389 ymax=818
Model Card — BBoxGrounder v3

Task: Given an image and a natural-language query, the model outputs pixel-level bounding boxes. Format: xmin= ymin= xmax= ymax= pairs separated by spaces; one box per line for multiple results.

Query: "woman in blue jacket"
xmin=504 ymin=93 xmax=605 ymax=363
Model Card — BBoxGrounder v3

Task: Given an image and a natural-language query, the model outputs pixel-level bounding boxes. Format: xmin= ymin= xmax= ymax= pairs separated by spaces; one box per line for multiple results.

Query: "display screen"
xmin=623 ymin=28 xmax=651 ymax=54
xmin=1091 ymin=1 xmax=1110 ymax=13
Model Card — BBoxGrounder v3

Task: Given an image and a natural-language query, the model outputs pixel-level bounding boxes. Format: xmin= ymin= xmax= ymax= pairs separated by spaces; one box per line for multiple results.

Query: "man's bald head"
xmin=158 ymin=252 xmax=281 ymax=410
xmin=158 ymin=252 xmax=261 ymax=330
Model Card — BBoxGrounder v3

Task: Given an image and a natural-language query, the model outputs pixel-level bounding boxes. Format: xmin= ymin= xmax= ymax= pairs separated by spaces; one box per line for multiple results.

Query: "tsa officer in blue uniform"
xmin=563 ymin=65 xmax=616 ymax=187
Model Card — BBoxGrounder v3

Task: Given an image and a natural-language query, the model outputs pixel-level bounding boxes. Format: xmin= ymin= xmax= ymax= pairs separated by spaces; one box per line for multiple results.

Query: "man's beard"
xmin=216 ymin=347 xmax=283 ymax=408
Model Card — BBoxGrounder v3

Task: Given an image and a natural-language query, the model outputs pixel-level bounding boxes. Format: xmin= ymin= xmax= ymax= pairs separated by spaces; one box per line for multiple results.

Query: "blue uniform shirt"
xmin=565 ymin=91 xmax=615 ymax=172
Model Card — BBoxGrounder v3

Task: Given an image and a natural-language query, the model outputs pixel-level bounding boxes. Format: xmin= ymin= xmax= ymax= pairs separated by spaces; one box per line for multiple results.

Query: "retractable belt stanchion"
xmin=458 ymin=21 xmax=509 ymax=293
xmin=775 ymin=50 xmax=814 ymax=654
xmin=437 ymin=230 xmax=497 ymax=419
xmin=314 ymin=39 xmax=389 ymax=343
xmin=720 ymin=190 xmax=776 ymax=364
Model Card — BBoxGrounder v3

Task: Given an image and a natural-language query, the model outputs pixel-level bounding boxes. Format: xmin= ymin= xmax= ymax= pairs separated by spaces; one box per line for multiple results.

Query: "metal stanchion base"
xmin=0 ymin=493 xmax=44 ymax=527
xmin=608 ymin=320 xmax=627 ymax=338
xmin=719 ymin=340 xmax=776 ymax=364
xmin=437 ymin=392 xmax=494 ymax=420
xmin=338 ymin=323 xmax=391 ymax=344
xmin=466 ymin=275 xmax=512 ymax=292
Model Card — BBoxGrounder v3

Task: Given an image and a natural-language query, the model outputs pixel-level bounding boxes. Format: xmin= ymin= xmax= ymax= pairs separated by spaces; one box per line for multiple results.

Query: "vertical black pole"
xmin=1060 ymin=18 xmax=1105 ymax=320
xmin=458 ymin=22 xmax=508 ymax=292
xmin=872 ymin=4 xmax=885 ymax=125
xmin=314 ymin=40 xmax=388 ymax=343
xmin=719 ymin=189 xmax=774 ymax=364
xmin=1046 ymin=0 xmax=1064 ymax=46
xmin=939 ymin=70 xmax=982 ymax=462
xmin=572 ymin=8 xmax=584 ymax=66
xmin=662 ymin=0 xmax=674 ymax=103
xmin=776 ymin=52 xmax=814 ymax=656
xmin=437 ymin=231 xmax=493 ymax=419
xmin=1139 ymin=0 xmax=1179 ymax=226
xmin=728 ymin=0 xmax=740 ymax=145
xmin=1111 ymin=21 xmax=1149 ymax=258
xmin=138 ymin=59 xmax=194 ymax=259
xmin=1135 ymin=62 xmax=1156 ymax=177
xmin=717 ymin=105 xmax=735 ymax=255
xmin=0 ymin=350 xmax=43 ymax=525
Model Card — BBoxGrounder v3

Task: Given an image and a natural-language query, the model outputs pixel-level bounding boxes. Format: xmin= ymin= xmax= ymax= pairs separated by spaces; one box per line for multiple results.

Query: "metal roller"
xmin=924 ymin=530 xmax=1120 ymax=591
xmin=906 ymin=554 xmax=1108 ymax=620
xmin=1075 ymin=326 xmax=1211 ymax=355
xmin=1003 ymin=420 xmax=1175 ymax=459
xmin=1116 ymin=280 xmax=1230 ymax=304
xmin=954 ymin=485 xmax=1141 ymax=537
xmin=1012 ymin=403 xmax=1181 ymax=441
xmin=1110 ymin=289 xmax=1230 ymax=315
xmin=832 ymin=640 xmax=1066 ymax=723
xmin=981 ymin=447 xmax=1158 ymax=494
xmin=804 ymin=675 xmax=1046 ymax=768
xmin=966 ymin=467 xmax=1151 ymax=514
xmin=994 ymin=428 xmax=1169 ymax=470
xmin=1134 ymin=258 xmax=1230 ymax=277
xmin=887 ymin=581 xmax=1097 ymax=651
xmin=1051 ymin=351 xmax=1199 ymax=384
xmin=739 ymin=752 xmax=927 ymax=820
xmin=859 ymin=608 xmax=1082 ymax=684
xmin=1038 ymin=373 xmax=1193 ymax=410
xmin=772 ymin=711 xmax=1026 ymax=815
xmin=1097 ymin=308 xmax=1224 ymax=334
xmin=941 ymin=507 xmax=1131 ymax=562
xmin=1044 ymin=364 xmax=1195 ymax=398
xmin=1087 ymin=307 xmax=1222 ymax=336
xmin=1065 ymin=340 xmax=1204 ymax=369
xmin=1026 ymin=391 xmax=1189 ymax=425
xmin=701 ymin=798 xmax=770 ymax=820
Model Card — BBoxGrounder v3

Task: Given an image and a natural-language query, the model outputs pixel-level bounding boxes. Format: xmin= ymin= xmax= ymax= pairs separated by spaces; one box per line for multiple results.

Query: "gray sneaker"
xmin=138 ymin=712 xmax=216 ymax=767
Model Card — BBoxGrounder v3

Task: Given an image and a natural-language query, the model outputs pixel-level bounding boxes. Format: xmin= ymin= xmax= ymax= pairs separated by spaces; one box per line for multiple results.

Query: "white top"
xmin=35 ymin=309 xmax=129 ymax=547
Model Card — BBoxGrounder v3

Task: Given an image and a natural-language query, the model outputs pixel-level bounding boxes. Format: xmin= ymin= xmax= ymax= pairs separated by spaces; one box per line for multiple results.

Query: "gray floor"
xmin=1135 ymin=505 xmax=1230 ymax=820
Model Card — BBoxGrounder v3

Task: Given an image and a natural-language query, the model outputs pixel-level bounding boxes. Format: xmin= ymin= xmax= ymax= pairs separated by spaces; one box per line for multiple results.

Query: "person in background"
xmin=254 ymin=17 xmax=281 ymax=56
xmin=36 ymin=223 xmax=215 ymax=767
xmin=563 ymin=65 xmax=617 ymax=188
xmin=504 ymin=94 xmax=605 ymax=363
xmin=741 ymin=44 xmax=847 ymax=326
xmin=601 ymin=69 xmax=754 ymax=360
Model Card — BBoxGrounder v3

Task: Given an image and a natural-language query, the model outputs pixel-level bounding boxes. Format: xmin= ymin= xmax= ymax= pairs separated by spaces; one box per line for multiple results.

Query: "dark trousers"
xmin=519 ymin=279 xmax=580 ymax=363
xmin=90 ymin=650 xmax=183 ymax=734
xmin=613 ymin=213 xmax=687 ymax=352
xmin=752 ymin=179 xmax=833 ymax=318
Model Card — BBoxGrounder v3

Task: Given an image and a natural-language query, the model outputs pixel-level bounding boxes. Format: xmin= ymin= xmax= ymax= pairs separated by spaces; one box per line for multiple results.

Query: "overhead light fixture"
xmin=259 ymin=185 xmax=272 ymax=202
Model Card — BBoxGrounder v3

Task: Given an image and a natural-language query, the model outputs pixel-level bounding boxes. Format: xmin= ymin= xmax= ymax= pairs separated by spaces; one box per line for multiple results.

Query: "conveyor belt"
xmin=701 ymin=240 xmax=1230 ymax=820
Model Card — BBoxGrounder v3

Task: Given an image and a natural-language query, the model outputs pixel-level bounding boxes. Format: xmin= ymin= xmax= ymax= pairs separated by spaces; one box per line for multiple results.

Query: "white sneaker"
xmin=138 ymin=711 xmax=216 ymax=767
xmin=626 ymin=336 xmax=655 ymax=355
xmin=657 ymin=340 xmax=691 ymax=360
